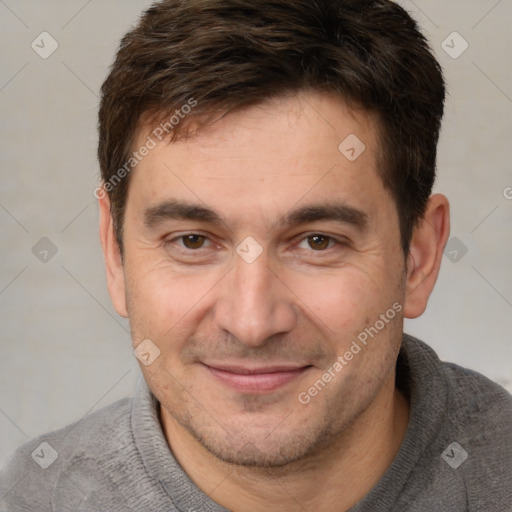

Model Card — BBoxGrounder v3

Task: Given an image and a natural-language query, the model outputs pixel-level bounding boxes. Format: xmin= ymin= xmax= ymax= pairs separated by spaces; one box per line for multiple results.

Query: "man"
xmin=1 ymin=0 xmax=510 ymax=510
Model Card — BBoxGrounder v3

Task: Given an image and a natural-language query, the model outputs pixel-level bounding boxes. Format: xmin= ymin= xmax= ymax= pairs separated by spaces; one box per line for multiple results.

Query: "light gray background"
xmin=0 ymin=0 xmax=511 ymax=469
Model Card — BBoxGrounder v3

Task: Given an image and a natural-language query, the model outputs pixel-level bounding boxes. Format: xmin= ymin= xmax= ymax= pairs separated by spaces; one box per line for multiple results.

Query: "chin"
xmin=182 ymin=412 xmax=341 ymax=469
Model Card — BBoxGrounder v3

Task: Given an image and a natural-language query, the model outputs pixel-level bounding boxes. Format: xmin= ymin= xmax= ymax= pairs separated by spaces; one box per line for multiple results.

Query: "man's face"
xmin=119 ymin=92 xmax=407 ymax=466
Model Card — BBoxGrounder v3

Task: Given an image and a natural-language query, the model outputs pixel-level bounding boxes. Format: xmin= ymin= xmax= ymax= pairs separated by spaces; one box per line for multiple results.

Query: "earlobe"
xmin=98 ymin=190 xmax=128 ymax=318
xmin=403 ymin=194 xmax=450 ymax=319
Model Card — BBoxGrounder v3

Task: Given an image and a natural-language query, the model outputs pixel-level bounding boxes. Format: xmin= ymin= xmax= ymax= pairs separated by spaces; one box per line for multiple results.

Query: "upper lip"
xmin=202 ymin=363 xmax=311 ymax=374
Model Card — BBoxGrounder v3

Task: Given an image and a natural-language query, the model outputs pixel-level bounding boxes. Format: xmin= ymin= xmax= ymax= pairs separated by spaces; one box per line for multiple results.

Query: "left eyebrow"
xmin=282 ymin=202 xmax=369 ymax=232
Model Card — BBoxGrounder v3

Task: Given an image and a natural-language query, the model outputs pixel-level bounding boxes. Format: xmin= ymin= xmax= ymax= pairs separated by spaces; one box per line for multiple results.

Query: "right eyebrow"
xmin=143 ymin=200 xmax=224 ymax=229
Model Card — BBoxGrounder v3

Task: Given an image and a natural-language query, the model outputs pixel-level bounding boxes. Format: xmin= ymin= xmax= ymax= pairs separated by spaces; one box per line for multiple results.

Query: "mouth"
xmin=202 ymin=363 xmax=313 ymax=393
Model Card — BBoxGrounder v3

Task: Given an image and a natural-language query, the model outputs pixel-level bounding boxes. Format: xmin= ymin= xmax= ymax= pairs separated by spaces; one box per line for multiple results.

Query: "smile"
xmin=203 ymin=364 xmax=312 ymax=393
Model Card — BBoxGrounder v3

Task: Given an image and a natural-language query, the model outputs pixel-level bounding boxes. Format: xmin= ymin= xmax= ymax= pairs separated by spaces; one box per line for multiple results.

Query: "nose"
xmin=214 ymin=248 xmax=297 ymax=347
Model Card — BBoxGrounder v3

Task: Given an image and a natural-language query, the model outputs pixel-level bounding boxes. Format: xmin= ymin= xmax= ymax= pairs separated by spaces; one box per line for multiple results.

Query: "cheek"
xmin=308 ymin=275 xmax=367 ymax=332
xmin=123 ymin=258 xmax=220 ymax=340
xmin=290 ymin=266 xmax=402 ymax=344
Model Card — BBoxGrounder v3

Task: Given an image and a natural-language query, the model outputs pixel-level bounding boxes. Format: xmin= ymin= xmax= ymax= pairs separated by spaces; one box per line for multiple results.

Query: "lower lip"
xmin=206 ymin=366 xmax=310 ymax=393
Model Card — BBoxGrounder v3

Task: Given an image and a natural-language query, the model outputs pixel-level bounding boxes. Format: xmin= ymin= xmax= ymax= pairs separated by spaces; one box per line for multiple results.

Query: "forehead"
xmin=128 ymin=92 xmax=388 ymax=230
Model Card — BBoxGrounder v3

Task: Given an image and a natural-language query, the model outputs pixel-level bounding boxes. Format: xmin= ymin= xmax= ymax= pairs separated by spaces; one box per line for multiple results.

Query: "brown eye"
xmin=182 ymin=234 xmax=206 ymax=249
xmin=307 ymin=234 xmax=330 ymax=250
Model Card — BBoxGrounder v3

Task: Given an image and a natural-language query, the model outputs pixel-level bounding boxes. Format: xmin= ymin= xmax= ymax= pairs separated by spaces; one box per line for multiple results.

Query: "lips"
xmin=203 ymin=363 xmax=312 ymax=393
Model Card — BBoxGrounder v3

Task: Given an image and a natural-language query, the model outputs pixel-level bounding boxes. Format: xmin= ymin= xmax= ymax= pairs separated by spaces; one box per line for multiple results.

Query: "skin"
xmin=99 ymin=92 xmax=450 ymax=511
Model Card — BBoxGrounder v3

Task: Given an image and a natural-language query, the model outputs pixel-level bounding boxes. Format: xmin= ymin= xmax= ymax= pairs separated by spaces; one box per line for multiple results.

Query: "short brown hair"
xmin=98 ymin=0 xmax=445 ymax=254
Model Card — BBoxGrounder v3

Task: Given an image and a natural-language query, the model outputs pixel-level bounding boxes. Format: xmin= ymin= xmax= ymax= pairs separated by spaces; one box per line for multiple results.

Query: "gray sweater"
xmin=1 ymin=335 xmax=511 ymax=511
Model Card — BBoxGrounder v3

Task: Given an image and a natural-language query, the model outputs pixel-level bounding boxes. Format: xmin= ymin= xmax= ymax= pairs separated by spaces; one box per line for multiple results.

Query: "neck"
xmin=161 ymin=372 xmax=409 ymax=512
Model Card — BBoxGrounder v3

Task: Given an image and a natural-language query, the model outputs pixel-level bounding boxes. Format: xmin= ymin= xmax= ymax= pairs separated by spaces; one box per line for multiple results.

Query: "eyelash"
xmin=172 ymin=234 xmax=214 ymax=250
xmin=166 ymin=232 xmax=347 ymax=254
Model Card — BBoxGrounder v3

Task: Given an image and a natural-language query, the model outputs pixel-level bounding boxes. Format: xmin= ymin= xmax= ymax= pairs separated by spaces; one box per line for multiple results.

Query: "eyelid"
xmin=164 ymin=231 xmax=350 ymax=252
xmin=300 ymin=237 xmax=334 ymax=250
xmin=294 ymin=232 xmax=349 ymax=249
xmin=166 ymin=232 xmax=215 ymax=249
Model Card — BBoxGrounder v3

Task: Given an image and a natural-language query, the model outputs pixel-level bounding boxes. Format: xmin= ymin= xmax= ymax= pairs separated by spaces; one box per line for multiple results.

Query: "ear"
xmin=98 ymin=189 xmax=128 ymax=318
xmin=403 ymin=194 xmax=450 ymax=319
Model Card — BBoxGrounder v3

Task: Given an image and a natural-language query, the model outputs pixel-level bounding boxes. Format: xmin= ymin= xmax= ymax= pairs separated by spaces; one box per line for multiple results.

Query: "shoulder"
xmin=440 ymin=359 xmax=512 ymax=436
xmin=403 ymin=334 xmax=512 ymax=426
xmin=403 ymin=335 xmax=512 ymax=509
xmin=0 ymin=397 xmax=133 ymax=511
xmin=441 ymin=363 xmax=512 ymax=509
